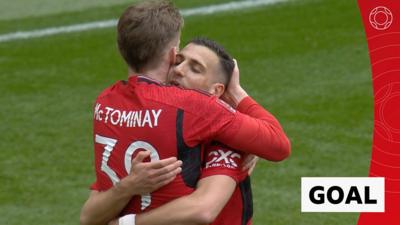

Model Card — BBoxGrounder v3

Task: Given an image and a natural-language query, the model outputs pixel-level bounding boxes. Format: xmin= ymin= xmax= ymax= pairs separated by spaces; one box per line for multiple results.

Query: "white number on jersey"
xmin=95 ymin=134 xmax=160 ymax=210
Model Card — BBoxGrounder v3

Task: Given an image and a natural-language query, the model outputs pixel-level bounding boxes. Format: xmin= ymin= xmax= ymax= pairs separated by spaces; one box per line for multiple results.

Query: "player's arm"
xmin=187 ymin=93 xmax=290 ymax=162
xmin=211 ymin=61 xmax=291 ymax=161
xmin=110 ymin=175 xmax=236 ymax=225
xmin=219 ymin=95 xmax=291 ymax=161
xmin=80 ymin=151 xmax=182 ymax=225
xmin=110 ymin=144 xmax=244 ymax=225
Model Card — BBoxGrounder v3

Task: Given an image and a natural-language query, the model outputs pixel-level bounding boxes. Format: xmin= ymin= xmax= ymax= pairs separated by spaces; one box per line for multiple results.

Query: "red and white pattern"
xmin=358 ymin=1 xmax=400 ymax=224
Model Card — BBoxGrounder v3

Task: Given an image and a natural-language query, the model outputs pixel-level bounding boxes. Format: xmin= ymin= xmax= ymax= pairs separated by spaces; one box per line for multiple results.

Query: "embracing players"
xmin=80 ymin=1 xmax=290 ymax=225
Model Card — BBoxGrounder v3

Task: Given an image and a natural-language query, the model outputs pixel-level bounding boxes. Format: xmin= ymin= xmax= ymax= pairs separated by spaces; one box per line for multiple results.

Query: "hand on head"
xmin=221 ymin=59 xmax=248 ymax=108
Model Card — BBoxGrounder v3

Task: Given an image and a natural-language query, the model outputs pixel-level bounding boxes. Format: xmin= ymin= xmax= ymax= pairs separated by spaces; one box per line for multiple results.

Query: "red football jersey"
xmin=91 ymin=75 xmax=289 ymax=214
xmin=201 ymin=143 xmax=252 ymax=225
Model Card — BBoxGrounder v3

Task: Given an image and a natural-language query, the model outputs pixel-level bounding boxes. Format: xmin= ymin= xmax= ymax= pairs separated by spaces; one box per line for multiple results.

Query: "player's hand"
xmin=221 ymin=59 xmax=248 ymax=108
xmin=118 ymin=151 xmax=182 ymax=195
xmin=241 ymin=154 xmax=259 ymax=175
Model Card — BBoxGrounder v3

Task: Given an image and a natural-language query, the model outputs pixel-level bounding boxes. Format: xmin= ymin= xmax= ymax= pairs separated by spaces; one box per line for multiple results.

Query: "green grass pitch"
xmin=0 ymin=0 xmax=372 ymax=224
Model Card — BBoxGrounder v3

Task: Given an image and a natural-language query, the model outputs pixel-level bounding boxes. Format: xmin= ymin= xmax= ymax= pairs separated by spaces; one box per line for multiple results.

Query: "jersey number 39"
xmin=95 ymin=134 xmax=160 ymax=210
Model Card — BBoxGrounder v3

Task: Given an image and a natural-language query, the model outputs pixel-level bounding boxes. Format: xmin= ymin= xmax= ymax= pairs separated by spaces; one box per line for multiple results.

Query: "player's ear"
xmin=209 ymin=83 xmax=225 ymax=98
xmin=169 ymin=47 xmax=178 ymax=66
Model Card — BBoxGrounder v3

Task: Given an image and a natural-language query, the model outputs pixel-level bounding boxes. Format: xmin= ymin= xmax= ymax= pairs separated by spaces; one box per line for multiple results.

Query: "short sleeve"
xmin=90 ymin=181 xmax=100 ymax=190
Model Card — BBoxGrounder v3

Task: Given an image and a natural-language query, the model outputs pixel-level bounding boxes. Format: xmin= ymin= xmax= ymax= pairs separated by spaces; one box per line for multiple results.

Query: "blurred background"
xmin=0 ymin=0 xmax=372 ymax=224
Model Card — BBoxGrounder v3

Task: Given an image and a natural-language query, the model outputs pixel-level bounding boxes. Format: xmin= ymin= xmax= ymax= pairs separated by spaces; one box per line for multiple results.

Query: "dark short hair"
xmin=117 ymin=0 xmax=183 ymax=72
xmin=189 ymin=37 xmax=234 ymax=86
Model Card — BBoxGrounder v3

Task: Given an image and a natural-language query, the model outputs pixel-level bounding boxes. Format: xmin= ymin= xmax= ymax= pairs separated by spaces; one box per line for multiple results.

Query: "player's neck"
xmin=128 ymin=63 xmax=169 ymax=84
xmin=143 ymin=65 xmax=169 ymax=83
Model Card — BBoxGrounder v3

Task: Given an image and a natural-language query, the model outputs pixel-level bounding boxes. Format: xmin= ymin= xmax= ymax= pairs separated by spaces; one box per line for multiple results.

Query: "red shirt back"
xmin=91 ymin=76 xmax=239 ymax=213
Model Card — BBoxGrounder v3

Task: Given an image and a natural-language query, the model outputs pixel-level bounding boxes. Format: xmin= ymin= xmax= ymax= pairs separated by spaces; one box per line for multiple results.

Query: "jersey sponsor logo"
xmin=94 ymin=103 xmax=162 ymax=128
xmin=205 ymin=149 xmax=241 ymax=169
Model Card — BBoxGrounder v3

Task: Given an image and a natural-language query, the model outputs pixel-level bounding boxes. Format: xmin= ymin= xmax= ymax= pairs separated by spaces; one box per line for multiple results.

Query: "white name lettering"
xmin=94 ymin=103 xmax=162 ymax=128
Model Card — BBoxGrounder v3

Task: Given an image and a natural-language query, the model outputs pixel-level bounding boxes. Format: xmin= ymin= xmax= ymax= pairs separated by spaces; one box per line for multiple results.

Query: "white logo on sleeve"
xmin=205 ymin=149 xmax=241 ymax=169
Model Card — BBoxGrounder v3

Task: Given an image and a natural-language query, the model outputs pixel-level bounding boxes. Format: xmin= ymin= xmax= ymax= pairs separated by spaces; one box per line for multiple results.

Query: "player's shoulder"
xmin=96 ymin=80 xmax=126 ymax=100
xmin=203 ymin=141 xmax=247 ymax=181
xmin=134 ymin=75 xmax=211 ymax=98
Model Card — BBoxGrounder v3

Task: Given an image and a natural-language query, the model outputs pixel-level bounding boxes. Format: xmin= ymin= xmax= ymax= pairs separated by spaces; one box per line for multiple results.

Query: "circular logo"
xmin=369 ymin=6 xmax=393 ymax=31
